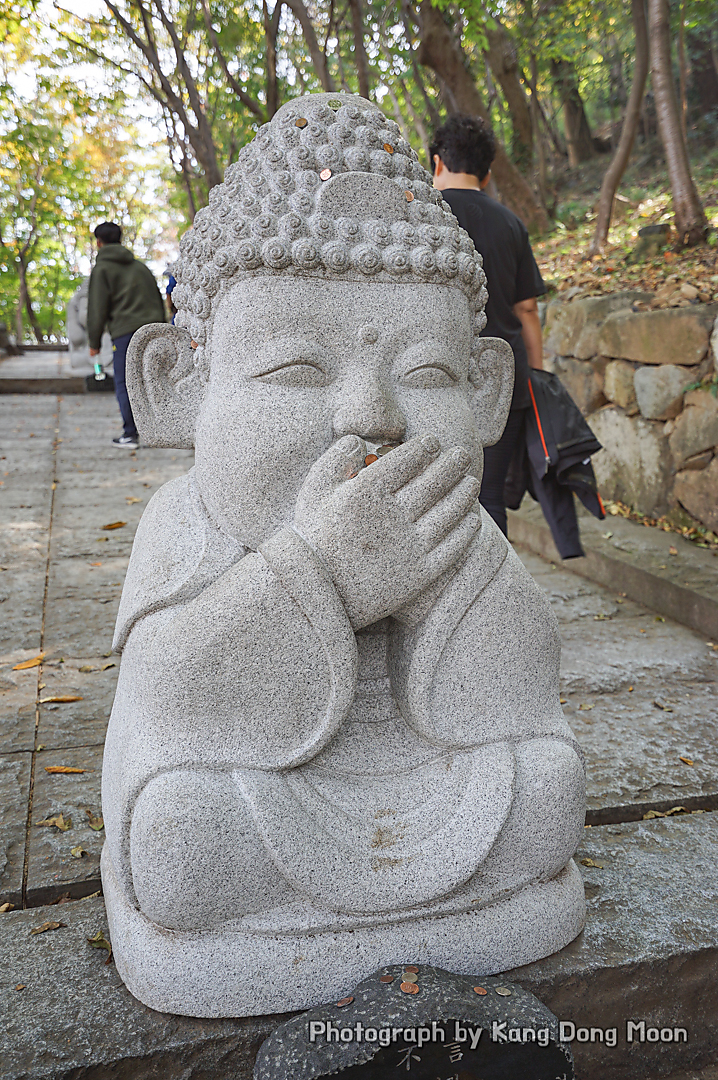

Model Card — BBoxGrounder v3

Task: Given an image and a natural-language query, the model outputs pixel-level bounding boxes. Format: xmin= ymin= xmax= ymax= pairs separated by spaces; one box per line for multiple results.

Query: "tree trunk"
xmin=284 ymin=0 xmax=335 ymax=92
xmin=678 ymin=0 xmax=687 ymax=140
xmin=263 ymin=0 xmax=281 ymax=117
xmin=483 ymin=14 xmax=533 ymax=174
xmin=348 ymin=0 xmax=371 ymax=99
xmin=648 ymin=0 xmax=708 ymax=245
xmin=551 ymin=58 xmax=595 ymax=166
xmin=17 ymin=257 xmax=44 ymax=344
xmin=417 ymin=0 xmax=549 ymax=233
xmin=589 ymin=0 xmax=649 ymax=256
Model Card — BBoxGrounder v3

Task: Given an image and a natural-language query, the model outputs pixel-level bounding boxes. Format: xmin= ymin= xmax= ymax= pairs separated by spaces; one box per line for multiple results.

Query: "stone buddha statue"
xmin=101 ymin=92 xmax=585 ymax=1018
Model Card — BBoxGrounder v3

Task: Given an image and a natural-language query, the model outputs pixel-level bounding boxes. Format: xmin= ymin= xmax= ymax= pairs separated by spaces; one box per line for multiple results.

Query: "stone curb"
xmin=2 ymin=814 xmax=716 ymax=1080
xmin=508 ymin=502 xmax=718 ymax=640
xmin=0 ymin=378 xmax=87 ymax=394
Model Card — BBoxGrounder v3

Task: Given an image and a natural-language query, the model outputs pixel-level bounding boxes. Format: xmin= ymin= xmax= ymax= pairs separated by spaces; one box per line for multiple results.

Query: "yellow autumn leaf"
xmin=39 ymin=695 xmax=83 ymax=704
xmin=101 ymin=521 xmax=126 ymax=530
xmin=44 ymin=766 xmax=85 ymax=774
xmin=12 ymin=653 xmax=44 ymax=670
xmin=35 ymin=813 xmax=72 ymax=831
xmin=30 ymin=920 xmax=66 ymax=935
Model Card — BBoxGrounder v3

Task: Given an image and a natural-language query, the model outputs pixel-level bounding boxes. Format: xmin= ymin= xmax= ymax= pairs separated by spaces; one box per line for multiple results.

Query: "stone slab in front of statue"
xmin=101 ymin=91 xmax=586 ymax=1018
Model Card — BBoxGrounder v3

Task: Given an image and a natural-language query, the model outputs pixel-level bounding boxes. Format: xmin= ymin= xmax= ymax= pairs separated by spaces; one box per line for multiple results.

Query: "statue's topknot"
xmin=172 ymin=93 xmax=488 ymax=369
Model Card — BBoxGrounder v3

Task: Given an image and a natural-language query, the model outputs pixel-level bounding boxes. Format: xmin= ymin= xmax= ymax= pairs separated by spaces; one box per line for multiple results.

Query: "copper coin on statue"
xmin=379 ymin=975 xmax=394 ymax=983
xmin=400 ymin=982 xmax=419 ymax=994
xmin=404 ymin=966 xmax=419 ymax=973
xmin=495 ymin=987 xmax=512 ymax=997
xmin=473 ymin=986 xmax=488 ymax=995
xmin=364 ymin=454 xmax=378 ymax=465
xmin=320 ymin=168 xmax=332 ymax=181
xmin=295 ymin=117 xmax=308 ymax=128
xmin=383 ymin=142 xmax=395 ymax=154
xmin=336 ymin=996 xmax=354 ymax=1007
xmin=404 ymin=190 xmax=414 ymax=202
xmin=400 ymin=972 xmax=418 ymax=983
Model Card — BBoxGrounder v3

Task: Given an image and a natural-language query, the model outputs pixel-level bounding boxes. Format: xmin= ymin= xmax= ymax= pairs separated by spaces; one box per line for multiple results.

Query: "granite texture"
xmin=104 ymin=92 xmax=586 ymax=1017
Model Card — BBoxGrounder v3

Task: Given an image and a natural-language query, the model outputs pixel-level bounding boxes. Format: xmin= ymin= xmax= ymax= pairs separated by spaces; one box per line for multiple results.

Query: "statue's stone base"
xmin=102 ymin=849 xmax=585 ymax=1018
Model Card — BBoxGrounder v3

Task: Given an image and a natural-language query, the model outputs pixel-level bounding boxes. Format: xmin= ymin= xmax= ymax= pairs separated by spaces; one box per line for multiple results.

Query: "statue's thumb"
xmin=311 ymin=435 xmax=366 ymax=491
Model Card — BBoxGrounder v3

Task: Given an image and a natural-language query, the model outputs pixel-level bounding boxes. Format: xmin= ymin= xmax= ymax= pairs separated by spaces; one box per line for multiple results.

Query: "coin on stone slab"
xmin=400 ymin=982 xmax=419 ymax=994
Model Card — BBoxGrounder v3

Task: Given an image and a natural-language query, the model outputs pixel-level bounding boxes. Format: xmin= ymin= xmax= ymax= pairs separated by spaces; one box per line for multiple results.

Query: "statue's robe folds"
xmin=103 ymin=470 xmax=584 ymax=932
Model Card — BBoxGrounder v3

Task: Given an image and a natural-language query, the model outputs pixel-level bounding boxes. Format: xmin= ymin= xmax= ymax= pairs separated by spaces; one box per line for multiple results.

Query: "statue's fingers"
xmin=311 ymin=435 xmax=366 ymax=489
xmin=397 ymin=446 xmax=473 ymax=519
xmin=415 ymin=475 xmax=480 ymax=549
xmin=365 ymin=434 xmax=441 ymax=493
xmin=425 ymin=511 xmax=481 ymax=577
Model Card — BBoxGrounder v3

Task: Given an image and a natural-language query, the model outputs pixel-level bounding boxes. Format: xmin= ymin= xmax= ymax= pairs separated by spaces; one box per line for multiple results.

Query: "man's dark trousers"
xmin=112 ymin=332 xmax=138 ymax=439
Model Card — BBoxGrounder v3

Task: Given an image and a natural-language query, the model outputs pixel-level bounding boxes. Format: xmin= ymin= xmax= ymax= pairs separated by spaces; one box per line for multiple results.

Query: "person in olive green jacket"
xmin=88 ymin=222 xmax=166 ymax=448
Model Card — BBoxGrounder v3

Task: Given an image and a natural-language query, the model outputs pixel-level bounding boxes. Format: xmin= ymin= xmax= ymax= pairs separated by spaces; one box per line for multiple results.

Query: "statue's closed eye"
xmin=397 ymin=364 xmax=458 ymax=389
xmin=252 ymin=337 xmax=330 ymax=387
xmin=394 ymin=341 xmax=463 ymax=389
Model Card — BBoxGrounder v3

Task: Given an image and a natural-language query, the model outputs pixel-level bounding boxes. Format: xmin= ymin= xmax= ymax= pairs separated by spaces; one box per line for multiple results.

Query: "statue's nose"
xmin=332 ymin=379 xmax=406 ymax=443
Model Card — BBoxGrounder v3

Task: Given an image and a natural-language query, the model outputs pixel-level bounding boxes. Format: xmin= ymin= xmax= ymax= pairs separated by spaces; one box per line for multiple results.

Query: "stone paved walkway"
xmin=1 ymin=393 xmax=717 ymax=1080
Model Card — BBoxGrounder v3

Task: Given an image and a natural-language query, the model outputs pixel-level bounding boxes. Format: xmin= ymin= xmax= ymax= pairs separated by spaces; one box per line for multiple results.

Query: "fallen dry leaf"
xmin=87 ymin=930 xmax=112 ymax=964
xmin=70 ymin=845 xmax=87 ymax=858
xmin=35 ymin=813 xmax=71 ymax=831
xmin=15 ymin=984 xmax=25 ymax=991
xmin=0 ymin=902 xmax=15 ymax=912
xmin=679 ymin=756 xmax=694 ymax=766
xmin=580 ymin=858 xmax=604 ymax=869
xmin=653 ymin=701 xmax=673 ymax=712
xmin=643 ymin=806 xmax=686 ymax=820
xmin=560 ymin=697 xmax=567 ymax=704
xmin=669 ymin=546 xmax=678 ymax=556
xmin=86 ymin=810 xmax=104 ymax=831
xmin=101 ymin=521 xmax=126 ymax=530
xmin=12 ymin=654 xmax=44 ymax=670
xmin=125 ymin=496 xmax=142 ymax=504
xmin=578 ymin=703 xmax=594 ymax=711
xmin=101 ymin=662 xmax=115 ymax=671
xmin=44 ymin=766 xmax=85 ymax=774
xmin=78 ymin=665 xmax=96 ymax=673
xmin=30 ymin=920 xmax=66 ymax=935
xmin=39 ymin=695 xmax=83 ymax=704
xmin=89 ymin=561 xmax=102 ymax=566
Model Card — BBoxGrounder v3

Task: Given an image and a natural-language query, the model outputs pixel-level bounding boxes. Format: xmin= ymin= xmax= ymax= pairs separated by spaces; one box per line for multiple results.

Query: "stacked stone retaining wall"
xmin=543 ymin=293 xmax=718 ymax=531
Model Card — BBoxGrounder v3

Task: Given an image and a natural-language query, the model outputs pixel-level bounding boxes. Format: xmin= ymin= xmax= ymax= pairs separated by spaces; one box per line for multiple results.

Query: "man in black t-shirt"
xmin=430 ymin=115 xmax=547 ymax=535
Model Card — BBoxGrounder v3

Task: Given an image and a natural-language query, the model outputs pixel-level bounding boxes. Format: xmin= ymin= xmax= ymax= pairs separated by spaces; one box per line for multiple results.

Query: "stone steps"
xmin=509 ymin=498 xmax=718 ymax=640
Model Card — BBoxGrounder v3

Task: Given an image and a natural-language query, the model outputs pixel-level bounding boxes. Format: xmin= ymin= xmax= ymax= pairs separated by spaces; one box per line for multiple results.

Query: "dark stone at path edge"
xmin=254 ymin=965 xmax=574 ymax=1080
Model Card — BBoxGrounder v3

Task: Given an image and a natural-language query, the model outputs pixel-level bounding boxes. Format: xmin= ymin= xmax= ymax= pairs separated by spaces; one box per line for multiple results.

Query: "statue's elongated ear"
xmin=126 ymin=324 xmax=203 ymax=449
xmin=468 ymin=337 xmax=515 ymax=447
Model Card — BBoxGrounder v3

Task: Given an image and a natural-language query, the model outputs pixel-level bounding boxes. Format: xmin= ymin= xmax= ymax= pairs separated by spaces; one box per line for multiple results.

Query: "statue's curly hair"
xmin=171 ymin=93 xmax=489 ymax=379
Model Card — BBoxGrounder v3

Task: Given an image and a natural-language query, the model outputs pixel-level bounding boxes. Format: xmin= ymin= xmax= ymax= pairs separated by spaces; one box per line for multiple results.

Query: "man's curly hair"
xmin=429 ymin=115 xmax=496 ymax=182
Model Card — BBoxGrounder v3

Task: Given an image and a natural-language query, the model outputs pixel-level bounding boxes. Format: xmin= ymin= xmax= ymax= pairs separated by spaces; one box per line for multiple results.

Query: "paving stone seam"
xmin=21 ymin=397 xmax=60 ymax=910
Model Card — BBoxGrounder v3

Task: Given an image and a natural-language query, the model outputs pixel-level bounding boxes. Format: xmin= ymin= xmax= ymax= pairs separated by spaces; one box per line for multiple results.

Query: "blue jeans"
xmin=112 ymin=332 xmax=138 ymax=439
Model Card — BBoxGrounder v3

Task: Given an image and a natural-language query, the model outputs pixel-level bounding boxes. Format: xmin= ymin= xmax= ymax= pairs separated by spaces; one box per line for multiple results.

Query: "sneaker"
xmin=112 ymin=435 xmax=139 ymax=449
